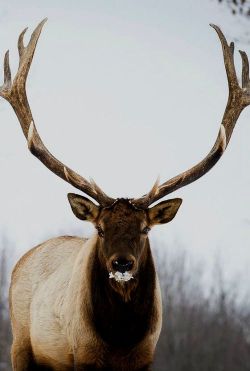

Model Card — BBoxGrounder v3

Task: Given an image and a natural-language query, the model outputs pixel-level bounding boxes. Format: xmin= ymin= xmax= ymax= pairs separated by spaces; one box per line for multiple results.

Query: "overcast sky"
xmin=0 ymin=0 xmax=250 ymax=289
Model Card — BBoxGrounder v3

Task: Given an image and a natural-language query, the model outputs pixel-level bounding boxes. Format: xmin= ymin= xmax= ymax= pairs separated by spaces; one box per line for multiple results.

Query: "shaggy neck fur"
xmin=89 ymin=240 xmax=156 ymax=351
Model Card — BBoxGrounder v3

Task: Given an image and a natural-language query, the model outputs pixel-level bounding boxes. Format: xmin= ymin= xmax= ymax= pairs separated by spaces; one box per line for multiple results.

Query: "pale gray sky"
xmin=0 ymin=0 xmax=250 ymax=288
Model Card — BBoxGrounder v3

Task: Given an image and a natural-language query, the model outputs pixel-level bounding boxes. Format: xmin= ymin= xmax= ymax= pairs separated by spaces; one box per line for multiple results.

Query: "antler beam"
xmin=133 ymin=25 xmax=250 ymax=209
xmin=0 ymin=19 xmax=115 ymax=207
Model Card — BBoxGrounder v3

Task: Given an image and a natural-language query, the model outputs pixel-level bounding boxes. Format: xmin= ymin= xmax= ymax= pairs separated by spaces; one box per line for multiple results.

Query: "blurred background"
xmin=1 ymin=0 xmax=250 ymax=369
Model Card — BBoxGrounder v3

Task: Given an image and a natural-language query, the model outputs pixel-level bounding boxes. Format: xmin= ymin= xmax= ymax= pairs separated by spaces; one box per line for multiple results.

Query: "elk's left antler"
xmin=133 ymin=25 xmax=250 ymax=209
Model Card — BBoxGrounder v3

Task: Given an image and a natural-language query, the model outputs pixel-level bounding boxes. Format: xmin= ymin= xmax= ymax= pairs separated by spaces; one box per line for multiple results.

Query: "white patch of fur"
xmin=109 ymin=271 xmax=134 ymax=282
xmin=219 ymin=124 xmax=227 ymax=151
xmin=64 ymin=167 xmax=70 ymax=181
xmin=28 ymin=121 xmax=34 ymax=149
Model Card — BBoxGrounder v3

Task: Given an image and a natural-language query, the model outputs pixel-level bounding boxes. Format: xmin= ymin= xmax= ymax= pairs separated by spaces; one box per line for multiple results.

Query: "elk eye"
xmin=96 ymin=225 xmax=104 ymax=237
xmin=142 ymin=226 xmax=151 ymax=235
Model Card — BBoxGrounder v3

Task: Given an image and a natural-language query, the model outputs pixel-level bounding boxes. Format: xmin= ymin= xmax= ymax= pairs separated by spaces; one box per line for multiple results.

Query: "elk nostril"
xmin=112 ymin=258 xmax=134 ymax=273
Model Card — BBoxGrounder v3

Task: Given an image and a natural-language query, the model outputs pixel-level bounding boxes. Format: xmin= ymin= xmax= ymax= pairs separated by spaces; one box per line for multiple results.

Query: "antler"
xmin=132 ymin=25 xmax=250 ymax=209
xmin=0 ymin=19 xmax=115 ymax=207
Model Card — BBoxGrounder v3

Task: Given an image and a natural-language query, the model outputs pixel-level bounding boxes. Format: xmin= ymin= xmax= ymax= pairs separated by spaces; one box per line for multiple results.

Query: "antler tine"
xmin=0 ymin=19 xmax=115 ymax=207
xmin=15 ymin=19 xmax=47 ymax=84
xmin=210 ymin=24 xmax=238 ymax=90
xmin=132 ymin=25 xmax=250 ymax=209
xmin=18 ymin=27 xmax=28 ymax=59
xmin=3 ymin=50 xmax=11 ymax=91
xmin=239 ymin=50 xmax=250 ymax=91
xmin=132 ymin=177 xmax=160 ymax=209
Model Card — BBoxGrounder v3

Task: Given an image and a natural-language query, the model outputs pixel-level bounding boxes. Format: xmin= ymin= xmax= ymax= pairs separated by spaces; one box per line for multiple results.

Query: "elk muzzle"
xmin=108 ymin=254 xmax=137 ymax=281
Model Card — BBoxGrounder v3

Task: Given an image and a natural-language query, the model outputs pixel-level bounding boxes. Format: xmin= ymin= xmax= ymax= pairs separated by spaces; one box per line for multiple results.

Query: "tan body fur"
xmin=10 ymin=236 xmax=162 ymax=370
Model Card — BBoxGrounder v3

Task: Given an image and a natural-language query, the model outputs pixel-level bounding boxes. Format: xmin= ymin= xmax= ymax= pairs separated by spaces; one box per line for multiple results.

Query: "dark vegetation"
xmin=1 ymin=239 xmax=250 ymax=370
xmin=216 ymin=0 xmax=250 ymax=17
xmin=0 ymin=243 xmax=12 ymax=371
xmin=215 ymin=0 xmax=250 ymax=43
xmin=154 ymin=250 xmax=250 ymax=370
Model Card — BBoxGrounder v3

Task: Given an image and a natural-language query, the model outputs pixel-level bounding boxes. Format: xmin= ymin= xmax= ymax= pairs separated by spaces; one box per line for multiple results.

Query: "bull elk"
xmin=1 ymin=19 xmax=250 ymax=371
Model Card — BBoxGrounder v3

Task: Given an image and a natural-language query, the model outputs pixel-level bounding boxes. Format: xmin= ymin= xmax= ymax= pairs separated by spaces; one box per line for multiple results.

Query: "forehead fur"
xmin=100 ymin=199 xmax=146 ymax=226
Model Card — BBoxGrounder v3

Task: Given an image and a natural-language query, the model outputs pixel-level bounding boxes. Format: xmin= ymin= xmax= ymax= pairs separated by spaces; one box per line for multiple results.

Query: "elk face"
xmin=68 ymin=194 xmax=182 ymax=299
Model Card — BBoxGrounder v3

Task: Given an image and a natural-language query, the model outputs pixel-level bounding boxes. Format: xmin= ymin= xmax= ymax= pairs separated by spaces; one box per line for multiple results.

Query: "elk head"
xmin=68 ymin=194 xmax=182 ymax=298
xmin=1 ymin=20 xmax=250 ymax=299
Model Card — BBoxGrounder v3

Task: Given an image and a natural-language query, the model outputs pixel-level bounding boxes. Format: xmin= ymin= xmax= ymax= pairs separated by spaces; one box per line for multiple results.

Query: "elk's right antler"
xmin=0 ymin=19 xmax=115 ymax=207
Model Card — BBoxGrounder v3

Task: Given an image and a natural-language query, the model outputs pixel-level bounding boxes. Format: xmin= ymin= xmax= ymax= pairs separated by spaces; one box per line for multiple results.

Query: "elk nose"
xmin=112 ymin=258 xmax=134 ymax=273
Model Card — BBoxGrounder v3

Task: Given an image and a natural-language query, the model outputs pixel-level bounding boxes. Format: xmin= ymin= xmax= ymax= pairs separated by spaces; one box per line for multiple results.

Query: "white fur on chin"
xmin=109 ymin=271 xmax=134 ymax=282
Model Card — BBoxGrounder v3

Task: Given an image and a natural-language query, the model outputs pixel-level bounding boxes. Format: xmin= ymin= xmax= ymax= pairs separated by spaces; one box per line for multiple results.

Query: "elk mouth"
xmin=109 ymin=271 xmax=134 ymax=282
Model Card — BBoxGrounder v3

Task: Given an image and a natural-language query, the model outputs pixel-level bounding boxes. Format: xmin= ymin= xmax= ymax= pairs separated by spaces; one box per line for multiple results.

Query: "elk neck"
xmin=88 ymin=238 xmax=157 ymax=351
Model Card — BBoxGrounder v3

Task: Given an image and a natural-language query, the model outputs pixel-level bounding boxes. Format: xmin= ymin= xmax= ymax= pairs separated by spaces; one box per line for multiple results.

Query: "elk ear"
xmin=67 ymin=193 xmax=99 ymax=222
xmin=148 ymin=198 xmax=182 ymax=225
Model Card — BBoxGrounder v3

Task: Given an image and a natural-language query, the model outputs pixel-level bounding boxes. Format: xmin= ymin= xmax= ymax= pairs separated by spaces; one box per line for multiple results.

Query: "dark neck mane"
xmin=90 ymin=242 xmax=157 ymax=351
